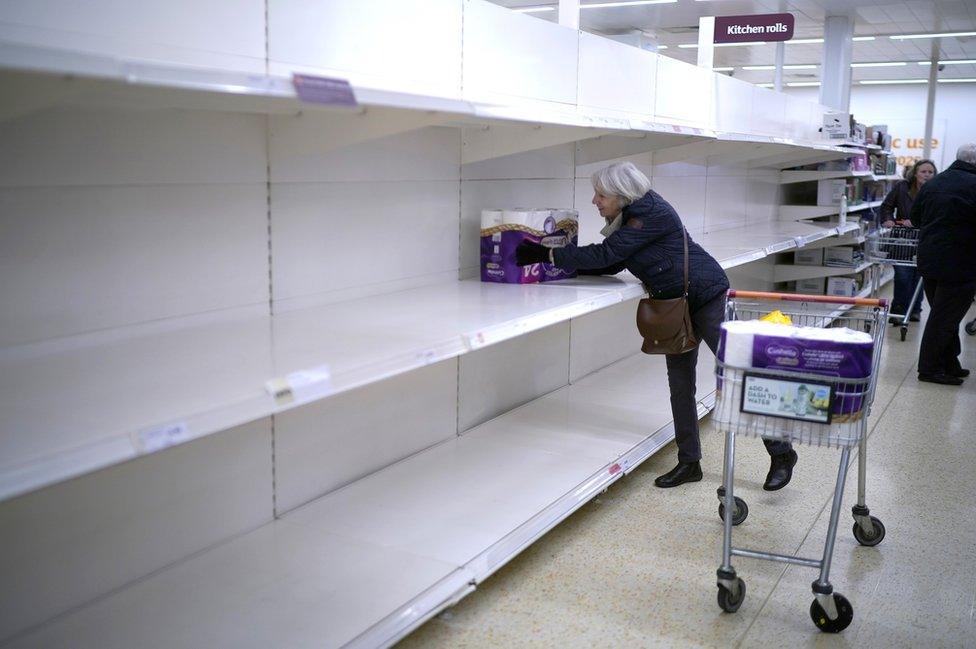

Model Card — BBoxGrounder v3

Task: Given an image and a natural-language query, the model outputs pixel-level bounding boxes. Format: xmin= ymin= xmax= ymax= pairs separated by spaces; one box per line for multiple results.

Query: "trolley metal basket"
xmin=713 ymin=290 xmax=889 ymax=633
xmin=865 ymin=226 xmax=922 ymax=341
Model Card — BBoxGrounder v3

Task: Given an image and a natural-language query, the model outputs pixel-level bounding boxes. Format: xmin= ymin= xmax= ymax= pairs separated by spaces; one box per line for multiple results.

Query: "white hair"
xmin=957 ymin=143 xmax=976 ymax=165
xmin=590 ymin=162 xmax=652 ymax=205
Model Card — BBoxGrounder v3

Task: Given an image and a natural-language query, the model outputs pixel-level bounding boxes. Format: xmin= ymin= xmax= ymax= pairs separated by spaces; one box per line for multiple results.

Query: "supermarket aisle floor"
xmin=399 ymin=304 xmax=976 ymax=648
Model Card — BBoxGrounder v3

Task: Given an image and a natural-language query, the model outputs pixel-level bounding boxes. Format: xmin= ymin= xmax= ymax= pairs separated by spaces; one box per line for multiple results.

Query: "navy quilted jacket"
xmin=552 ymin=190 xmax=729 ymax=312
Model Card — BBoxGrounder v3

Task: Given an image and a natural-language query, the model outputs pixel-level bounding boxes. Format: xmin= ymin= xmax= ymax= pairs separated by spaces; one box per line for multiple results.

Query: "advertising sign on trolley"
xmin=740 ymin=373 xmax=835 ymax=424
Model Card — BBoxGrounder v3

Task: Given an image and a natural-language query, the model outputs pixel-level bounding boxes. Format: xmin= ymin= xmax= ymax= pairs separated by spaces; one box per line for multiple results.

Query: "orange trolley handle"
xmin=727 ymin=289 xmax=888 ymax=308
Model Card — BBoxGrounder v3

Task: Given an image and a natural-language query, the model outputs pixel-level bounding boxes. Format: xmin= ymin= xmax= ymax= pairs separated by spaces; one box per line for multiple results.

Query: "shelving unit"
xmin=0 ymin=2 xmax=891 ymax=647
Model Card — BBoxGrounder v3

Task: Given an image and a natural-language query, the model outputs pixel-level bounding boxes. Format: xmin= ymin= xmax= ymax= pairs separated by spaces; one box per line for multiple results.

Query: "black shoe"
xmin=763 ymin=449 xmax=797 ymax=491
xmin=918 ymin=373 xmax=964 ymax=385
xmin=946 ymin=368 xmax=970 ymax=378
xmin=909 ymin=313 xmax=921 ymax=322
xmin=654 ymin=461 xmax=703 ymax=488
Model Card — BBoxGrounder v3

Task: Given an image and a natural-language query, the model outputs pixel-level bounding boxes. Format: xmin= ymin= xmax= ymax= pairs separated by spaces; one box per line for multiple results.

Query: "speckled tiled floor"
xmin=399 ymin=302 xmax=976 ymax=649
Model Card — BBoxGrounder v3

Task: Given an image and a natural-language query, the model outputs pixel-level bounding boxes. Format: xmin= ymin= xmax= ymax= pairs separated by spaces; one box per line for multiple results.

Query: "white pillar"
xmin=559 ymin=0 xmax=579 ymax=30
xmin=697 ymin=16 xmax=715 ymax=69
xmin=818 ymin=15 xmax=853 ymax=111
xmin=923 ymin=39 xmax=940 ymax=159
xmin=774 ymin=41 xmax=785 ymax=92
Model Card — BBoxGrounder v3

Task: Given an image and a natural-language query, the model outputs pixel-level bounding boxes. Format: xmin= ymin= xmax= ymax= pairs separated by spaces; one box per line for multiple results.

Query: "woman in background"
xmin=515 ymin=162 xmax=798 ymax=491
xmin=879 ymin=159 xmax=937 ymax=323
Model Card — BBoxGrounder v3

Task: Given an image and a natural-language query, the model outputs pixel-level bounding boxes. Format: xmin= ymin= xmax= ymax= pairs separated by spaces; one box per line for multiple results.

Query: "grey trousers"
xmin=665 ymin=292 xmax=792 ymax=463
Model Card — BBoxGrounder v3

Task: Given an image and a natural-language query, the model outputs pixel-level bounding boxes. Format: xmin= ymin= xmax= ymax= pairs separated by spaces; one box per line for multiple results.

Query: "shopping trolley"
xmin=713 ymin=290 xmax=889 ymax=633
xmin=865 ymin=226 xmax=922 ymax=341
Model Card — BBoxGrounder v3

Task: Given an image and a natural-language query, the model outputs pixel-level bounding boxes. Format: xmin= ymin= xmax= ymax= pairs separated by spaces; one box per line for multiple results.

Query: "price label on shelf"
xmin=265 ymin=365 xmax=332 ymax=406
xmin=137 ymin=422 xmax=191 ymax=453
xmin=292 ymin=74 xmax=358 ymax=107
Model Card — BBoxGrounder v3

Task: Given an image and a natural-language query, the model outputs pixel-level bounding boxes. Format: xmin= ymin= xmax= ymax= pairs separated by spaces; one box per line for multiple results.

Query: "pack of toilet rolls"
xmin=480 ymin=208 xmax=578 ymax=284
xmin=717 ymin=320 xmax=875 ymax=421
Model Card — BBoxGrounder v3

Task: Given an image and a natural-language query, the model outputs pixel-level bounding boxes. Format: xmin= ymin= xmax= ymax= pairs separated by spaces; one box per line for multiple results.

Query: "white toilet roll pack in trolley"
xmin=717 ymin=320 xmax=875 ymax=426
xmin=480 ymin=208 xmax=579 ymax=284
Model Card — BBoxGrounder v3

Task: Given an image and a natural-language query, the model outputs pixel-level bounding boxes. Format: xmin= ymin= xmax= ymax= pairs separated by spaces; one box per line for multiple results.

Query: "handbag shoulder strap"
xmin=640 ymin=226 xmax=690 ymax=298
xmin=681 ymin=227 xmax=689 ymax=297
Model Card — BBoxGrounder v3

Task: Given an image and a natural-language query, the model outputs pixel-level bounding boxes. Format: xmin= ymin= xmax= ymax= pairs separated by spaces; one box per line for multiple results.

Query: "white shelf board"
xmin=774 ymin=259 xmax=873 ymax=283
xmin=780 ymin=200 xmax=882 ymax=222
xmin=697 ymin=221 xmax=846 ymax=269
xmin=779 ymin=169 xmax=901 ymax=184
xmin=779 ymin=169 xmax=871 ymax=184
xmin=7 ymin=353 xmax=713 ymax=649
xmin=0 ymin=278 xmax=640 ymax=503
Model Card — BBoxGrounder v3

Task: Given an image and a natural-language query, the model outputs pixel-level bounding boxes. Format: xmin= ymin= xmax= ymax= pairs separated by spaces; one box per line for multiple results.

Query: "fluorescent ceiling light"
xmin=742 ymin=64 xmax=816 ymax=71
xmin=514 ymin=5 xmax=555 ymax=12
xmin=789 ymin=38 xmax=824 ymax=44
xmin=657 ymin=45 xmax=668 ymax=49
xmin=581 ymin=0 xmax=678 ymax=8
xmin=917 ymin=59 xmax=976 ymax=65
xmin=787 ymin=81 xmax=820 ymax=87
xmin=890 ymin=31 xmax=976 ymax=40
xmin=713 ymin=67 xmax=734 ymax=72
xmin=756 ymin=83 xmax=775 ymax=88
xmin=851 ymin=61 xmax=907 ymax=68
xmin=679 ymin=41 xmax=766 ymax=48
xmin=859 ymin=79 xmax=928 ymax=85
xmin=939 ymin=78 xmax=976 ymax=83
xmin=852 ymin=36 xmax=876 ymax=41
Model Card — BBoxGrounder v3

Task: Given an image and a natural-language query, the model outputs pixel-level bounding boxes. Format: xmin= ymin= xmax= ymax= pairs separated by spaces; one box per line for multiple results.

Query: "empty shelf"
xmin=0 ymin=277 xmax=641 ymax=502
xmin=6 ymin=353 xmax=713 ymax=649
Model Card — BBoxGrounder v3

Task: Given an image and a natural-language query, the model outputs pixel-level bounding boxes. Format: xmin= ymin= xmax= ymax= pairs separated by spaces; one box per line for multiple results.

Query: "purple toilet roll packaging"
xmin=718 ymin=321 xmax=874 ymax=418
xmin=480 ymin=208 xmax=579 ymax=284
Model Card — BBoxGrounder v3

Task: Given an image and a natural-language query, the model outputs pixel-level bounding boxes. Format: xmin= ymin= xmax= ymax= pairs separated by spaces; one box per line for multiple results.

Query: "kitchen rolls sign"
xmin=714 ymin=13 xmax=795 ymax=43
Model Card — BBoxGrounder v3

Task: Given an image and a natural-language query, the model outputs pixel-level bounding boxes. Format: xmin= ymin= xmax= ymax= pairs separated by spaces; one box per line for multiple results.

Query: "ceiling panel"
xmin=492 ymin=0 xmax=976 ymax=87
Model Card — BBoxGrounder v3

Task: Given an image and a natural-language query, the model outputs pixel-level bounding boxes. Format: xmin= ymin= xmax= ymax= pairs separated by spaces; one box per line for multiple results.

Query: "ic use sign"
xmin=714 ymin=13 xmax=795 ymax=44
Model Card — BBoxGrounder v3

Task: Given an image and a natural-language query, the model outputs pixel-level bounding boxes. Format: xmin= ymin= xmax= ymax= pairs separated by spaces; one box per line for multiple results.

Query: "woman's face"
xmin=592 ymin=191 xmax=623 ymax=219
xmin=915 ymin=163 xmax=936 ymax=186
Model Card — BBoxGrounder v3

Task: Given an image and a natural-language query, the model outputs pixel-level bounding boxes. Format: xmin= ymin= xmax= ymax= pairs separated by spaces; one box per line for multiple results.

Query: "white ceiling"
xmin=491 ymin=0 xmax=976 ymax=85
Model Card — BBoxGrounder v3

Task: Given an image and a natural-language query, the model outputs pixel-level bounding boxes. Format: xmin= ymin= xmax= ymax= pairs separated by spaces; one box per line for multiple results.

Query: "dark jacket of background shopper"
xmin=879 ymin=159 xmax=936 ymax=320
xmin=909 ymin=154 xmax=976 ymax=384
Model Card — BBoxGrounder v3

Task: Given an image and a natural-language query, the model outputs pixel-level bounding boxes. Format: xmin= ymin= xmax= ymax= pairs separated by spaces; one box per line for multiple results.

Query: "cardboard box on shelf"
xmin=824 ymin=246 xmax=857 ymax=266
xmin=795 ymin=277 xmax=826 ymax=294
xmin=817 ymin=178 xmax=848 ymax=205
xmin=823 ymin=112 xmax=850 ymax=139
xmin=826 ymin=277 xmax=858 ymax=297
xmin=794 ymin=248 xmax=825 ymax=265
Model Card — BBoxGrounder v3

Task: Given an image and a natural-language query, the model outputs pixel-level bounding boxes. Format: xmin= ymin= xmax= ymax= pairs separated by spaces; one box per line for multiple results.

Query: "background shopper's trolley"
xmin=712 ymin=290 xmax=889 ymax=633
xmin=865 ymin=226 xmax=921 ymax=341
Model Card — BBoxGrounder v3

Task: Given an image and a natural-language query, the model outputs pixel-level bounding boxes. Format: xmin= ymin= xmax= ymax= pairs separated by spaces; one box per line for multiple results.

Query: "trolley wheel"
xmin=899 ymin=326 xmax=907 ymax=341
xmin=810 ymin=593 xmax=853 ymax=633
xmin=966 ymin=320 xmax=976 ymax=336
xmin=718 ymin=497 xmax=749 ymax=526
xmin=717 ymin=578 xmax=746 ymax=613
xmin=853 ymin=516 xmax=886 ymax=547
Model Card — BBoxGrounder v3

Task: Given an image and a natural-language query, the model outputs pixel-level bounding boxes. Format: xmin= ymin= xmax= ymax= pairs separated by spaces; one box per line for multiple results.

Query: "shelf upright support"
xmin=559 ymin=0 xmax=579 ymax=29
xmin=818 ymin=15 xmax=853 ymax=111
xmin=697 ymin=16 xmax=716 ymax=69
xmin=774 ymin=41 xmax=785 ymax=92
xmin=923 ymin=39 xmax=940 ymax=160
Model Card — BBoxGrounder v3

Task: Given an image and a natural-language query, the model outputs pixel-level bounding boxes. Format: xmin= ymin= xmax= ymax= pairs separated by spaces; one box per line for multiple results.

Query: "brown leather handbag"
xmin=636 ymin=228 xmax=699 ymax=354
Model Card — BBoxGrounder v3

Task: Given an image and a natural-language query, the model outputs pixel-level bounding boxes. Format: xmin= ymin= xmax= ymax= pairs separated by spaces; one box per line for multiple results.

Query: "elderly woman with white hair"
xmin=516 ymin=161 xmax=798 ymax=490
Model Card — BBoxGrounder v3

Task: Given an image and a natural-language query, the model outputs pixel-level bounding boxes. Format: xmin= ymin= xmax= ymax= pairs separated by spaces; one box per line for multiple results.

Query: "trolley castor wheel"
xmin=717 ymin=578 xmax=746 ymax=613
xmin=718 ymin=497 xmax=749 ymax=526
xmin=853 ymin=515 xmax=886 ymax=546
xmin=810 ymin=593 xmax=853 ymax=633
xmin=899 ymin=326 xmax=907 ymax=341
